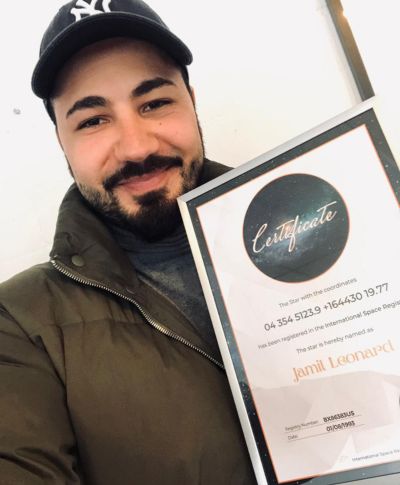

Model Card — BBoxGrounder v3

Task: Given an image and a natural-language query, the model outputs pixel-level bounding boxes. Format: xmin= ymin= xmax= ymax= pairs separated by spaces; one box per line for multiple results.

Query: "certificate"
xmin=178 ymin=101 xmax=400 ymax=485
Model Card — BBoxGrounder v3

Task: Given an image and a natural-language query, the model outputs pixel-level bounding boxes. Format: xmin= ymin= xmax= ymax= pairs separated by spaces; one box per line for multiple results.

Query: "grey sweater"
xmin=110 ymin=222 xmax=221 ymax=359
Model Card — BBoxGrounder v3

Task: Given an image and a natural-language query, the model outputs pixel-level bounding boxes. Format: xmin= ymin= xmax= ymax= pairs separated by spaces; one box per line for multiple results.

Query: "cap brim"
xmin=32 ymin=12 xmax=192 ymax=99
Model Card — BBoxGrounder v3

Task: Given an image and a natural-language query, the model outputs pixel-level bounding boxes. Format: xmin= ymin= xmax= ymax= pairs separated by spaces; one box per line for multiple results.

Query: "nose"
xmin=113 ymin=112 xmax=160 ymax=163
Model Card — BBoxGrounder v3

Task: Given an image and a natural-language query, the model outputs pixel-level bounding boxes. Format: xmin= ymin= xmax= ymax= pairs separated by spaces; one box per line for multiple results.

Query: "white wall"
xmin=0 ymin=0 xmax=359 ymax=282
xmin=342 ymin=0 xmax=400 ymax=161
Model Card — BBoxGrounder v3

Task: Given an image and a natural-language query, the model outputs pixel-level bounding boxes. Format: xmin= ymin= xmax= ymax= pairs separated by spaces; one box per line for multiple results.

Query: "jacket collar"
xmin=50 ymin=159 xmax=230 ymax=295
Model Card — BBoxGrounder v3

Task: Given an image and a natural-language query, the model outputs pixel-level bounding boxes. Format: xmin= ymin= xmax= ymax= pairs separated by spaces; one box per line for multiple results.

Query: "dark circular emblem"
xmin=243 ymin=174 xmax=349 ymax=282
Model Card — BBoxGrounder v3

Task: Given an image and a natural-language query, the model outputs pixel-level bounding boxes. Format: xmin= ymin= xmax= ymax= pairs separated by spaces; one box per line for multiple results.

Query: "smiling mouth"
xmin=116 ymin=166 xmax=178 ymax=194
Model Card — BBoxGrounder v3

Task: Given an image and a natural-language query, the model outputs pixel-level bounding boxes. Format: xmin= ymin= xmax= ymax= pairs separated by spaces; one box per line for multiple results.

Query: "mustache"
xmin=103 ymin=155 xmax=183 ymax=192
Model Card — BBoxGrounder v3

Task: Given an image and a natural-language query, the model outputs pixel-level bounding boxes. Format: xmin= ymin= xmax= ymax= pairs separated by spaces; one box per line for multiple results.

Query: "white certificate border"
xmin=178 ymin=101 xmax=400 ymax=485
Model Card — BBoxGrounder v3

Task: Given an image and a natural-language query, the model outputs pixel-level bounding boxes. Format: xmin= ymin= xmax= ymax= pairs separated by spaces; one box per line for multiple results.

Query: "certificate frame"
xmin=178 ymin=99 xmax=400 ymax=485
xmin=326 ymin=0 xmax=375 ymax=101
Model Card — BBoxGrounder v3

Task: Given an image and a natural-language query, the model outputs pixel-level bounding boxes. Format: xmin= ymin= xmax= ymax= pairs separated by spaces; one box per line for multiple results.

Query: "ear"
xmin=55 ymin=128 xmax=74 ymax=179
xmin=55 ymin=127 xmax=63 ymax=151
xmin=189 ymin=86 xmax=196 ymax=106
xmin=55 ymin=126 xmax=68 ymax=157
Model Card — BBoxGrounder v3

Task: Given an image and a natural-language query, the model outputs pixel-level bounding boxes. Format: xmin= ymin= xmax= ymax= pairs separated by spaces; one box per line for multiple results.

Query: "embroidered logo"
xmin=71 ymin=0 xmax=112 ymax=21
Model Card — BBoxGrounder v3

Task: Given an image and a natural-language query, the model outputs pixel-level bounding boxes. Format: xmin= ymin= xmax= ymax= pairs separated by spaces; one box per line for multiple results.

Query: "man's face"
xmin=53 ymin=38 xmax=204 ymax=240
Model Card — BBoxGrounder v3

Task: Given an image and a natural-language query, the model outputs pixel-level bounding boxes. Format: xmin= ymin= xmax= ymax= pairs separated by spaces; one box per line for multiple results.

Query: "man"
xmin=0 ymin=0 xmax=257 ymax=483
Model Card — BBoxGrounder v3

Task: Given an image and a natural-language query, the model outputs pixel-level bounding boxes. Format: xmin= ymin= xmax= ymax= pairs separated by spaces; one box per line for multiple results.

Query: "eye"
xmin=142 ymin=99 xmax=172 ymax=113
xmin=77 ymin=117 xmax=107 ymax=130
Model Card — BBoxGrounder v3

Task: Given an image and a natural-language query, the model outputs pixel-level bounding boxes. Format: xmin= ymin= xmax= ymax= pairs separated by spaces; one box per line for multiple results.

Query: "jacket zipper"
xmin=51 ymin=259 xmax=224 ymax=370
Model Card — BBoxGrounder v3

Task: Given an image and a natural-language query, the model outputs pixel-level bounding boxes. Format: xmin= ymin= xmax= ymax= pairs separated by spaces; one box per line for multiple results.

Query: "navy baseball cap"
xmin=32 ymin=0 xmax=193 ymax=99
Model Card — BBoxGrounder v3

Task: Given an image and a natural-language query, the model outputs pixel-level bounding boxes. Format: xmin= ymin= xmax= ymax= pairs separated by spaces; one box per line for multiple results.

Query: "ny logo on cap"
xmin=71 ymin=0 xmax=112 ymax=21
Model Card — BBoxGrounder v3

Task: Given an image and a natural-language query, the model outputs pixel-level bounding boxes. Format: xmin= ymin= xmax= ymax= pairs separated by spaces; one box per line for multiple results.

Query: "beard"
xmin=77 ymin=153 xmax=203 ymax=242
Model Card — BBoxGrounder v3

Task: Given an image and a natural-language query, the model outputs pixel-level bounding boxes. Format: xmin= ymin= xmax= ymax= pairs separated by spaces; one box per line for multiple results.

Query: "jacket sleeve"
xmin=0 ymin=307 xmax=82 ymax=484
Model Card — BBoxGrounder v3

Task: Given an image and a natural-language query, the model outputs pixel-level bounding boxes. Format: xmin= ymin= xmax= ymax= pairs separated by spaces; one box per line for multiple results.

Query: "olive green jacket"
xmin=0 ymin=161 xmax=256 ymax=484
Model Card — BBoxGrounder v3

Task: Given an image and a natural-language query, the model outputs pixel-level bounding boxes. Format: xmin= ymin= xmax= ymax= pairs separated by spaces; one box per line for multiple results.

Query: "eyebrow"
xmin=65 ymin=77 xmax=176 ymax=119
xmin=132 ymin=77 xmax=175 ymax=97
xmin=66 ymin=96 xmax=106 ymax=119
